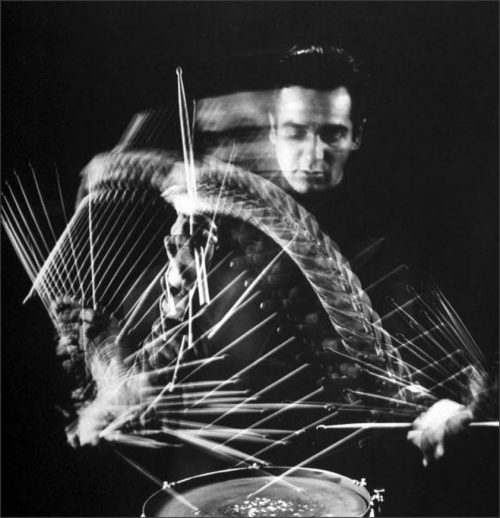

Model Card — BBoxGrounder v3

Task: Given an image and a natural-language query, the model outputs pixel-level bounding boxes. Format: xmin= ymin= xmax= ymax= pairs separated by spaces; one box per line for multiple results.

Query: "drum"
xmin=142 ymin=466 xmax=372 ymax=517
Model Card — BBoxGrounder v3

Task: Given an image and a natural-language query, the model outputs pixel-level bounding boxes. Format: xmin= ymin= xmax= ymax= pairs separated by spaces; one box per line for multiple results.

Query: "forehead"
xmin=275 ymin=86 xmax=353 ymax=125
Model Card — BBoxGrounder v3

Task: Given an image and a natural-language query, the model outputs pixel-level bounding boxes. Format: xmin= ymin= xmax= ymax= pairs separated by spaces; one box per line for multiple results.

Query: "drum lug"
xmin=370 ymin=488 xmax=385 ymax=517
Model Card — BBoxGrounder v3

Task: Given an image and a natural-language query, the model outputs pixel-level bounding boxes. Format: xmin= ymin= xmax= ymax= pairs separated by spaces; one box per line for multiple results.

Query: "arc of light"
xmin=191 ymin=336 xmax=296 ymax=408
xmin=415 ymin=287 xmax=486 ymax=369
xmin=4 ymin=183 xmax=65 ymax=299
xmin=11 ymin=175 xmax=61 ymax=276
xmin=1 ymin=200 xmax=40 ymax=281
xmin=178 ymin=305 xmax=275 ymax=384
xmin=55 ymin=165 xmax=85 ymax=299
xmin=207 ymin=246 xmax=289 ymax=340
xmin=113 ymin=448 xmax=200 ymax=514
xmin=318 ymin=421 xmax=499 ymax=430
xmin=387 ymin=298 xmax=463 ymax=380
xmin=219 ymin=387 xmax=325 ymax=447
xmin=364 ymin=264 xmax=409 ymax=295
xmin=245 ymin=427 xmax=367 ymax=499
xmin=345 ymin=389 xmax=424 ymax=412
xmin=133 ymin=268 xmax=248 ymax=367
xmin=91 ymin=200 xmax=160 ymax=302
xmin=209 ymin=364 xmax=310 ymax=430
xmin=177 ymin=67 xmax=209 ymax=306
xmin=242 ymin=408 xmax=343 ymax=465
xmin=432 ymin=288 xmax=486 ymax=365
xmin=160 ymin=426 xmax=269 ymax=467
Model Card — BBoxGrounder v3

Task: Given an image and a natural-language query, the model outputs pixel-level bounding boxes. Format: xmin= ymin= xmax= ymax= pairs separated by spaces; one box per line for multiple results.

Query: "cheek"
xmin=330 ymin=147 xmax=352 ymax=165
xmin=275 ymin=142 xmax=300 ymax=169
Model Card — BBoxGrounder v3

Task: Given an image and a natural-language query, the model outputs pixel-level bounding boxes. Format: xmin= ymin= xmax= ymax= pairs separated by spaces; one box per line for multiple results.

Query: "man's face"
xmin=270 ymin=86 xmax=361 ymax=194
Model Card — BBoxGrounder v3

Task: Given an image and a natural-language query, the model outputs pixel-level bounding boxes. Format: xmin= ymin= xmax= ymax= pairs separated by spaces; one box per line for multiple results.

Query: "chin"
xmin=294 ymin=183 xmax=314 ymax=194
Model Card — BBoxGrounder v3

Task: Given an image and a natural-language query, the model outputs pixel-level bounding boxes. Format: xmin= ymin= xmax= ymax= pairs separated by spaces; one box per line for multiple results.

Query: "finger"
xmin=354 ymin=351 xmax=387 ymax=366
xmin=267 ymin=272 xmax=307 ymax=289
xmin=296 ymin=351 xmax=361 ymax=380
xmin=277 ymin=323 xmax=331 ymax=338
xmin=302 ymin=311 xmax=329 ymax=325
xmin=230 ymin=255 xmax=250 ymax=270
xmin=259 ymin=299 xmax=283 ymax=312
xmin=166 ymin=227 xmax=216 ymax=257
xmin=287 ymin=281 xmax=316 ymax=299
xmin=435 ymin=442 xmax=445 ymax=460
xmin=269 ymin=257 xmax=299 ymax=275
xmin=420 ymin=428 xmax=440 ymax=463
xmin=318 ymin=374 xmax=358 ymax=390
xmin=321 ymin=337 xmax=343 ymax=352
xmin=407 ymin=430 xmax=422 ymax=449
xmin=165 ymin=235 xmax=186 ymax=260
xmin=339 ymin=362 xmax=361 ymax=380
xmin=244 ymin=277 xmax=255 ymax=288
xmin=295 ymin=350 xmax=348 ymax=366
xmin=67 ymin=432 xmax=81 ymax=449
xmin=259 ymin=298 xmax=319 ymax=314
xmin=408 ymin=430 xmax=433 ymax=467
xmin=247 ymin=250 xmax=282 ymax=267
xmin=438 ymin=409 xmax=474 ymax=460
xmin=445 ymin=409 xmax=474 ymax=434
xmin=234 ymin=227 xmax=264 ymax=248
xmin=171 ymin=213 xmax=213 ymax=236
xmin=230 ymin=250 xmax=283 ymax=271
xmin=189 ymin=227 xmax=218 ymax=251
xmin=289 ymin=300 xmax=325 ymax=317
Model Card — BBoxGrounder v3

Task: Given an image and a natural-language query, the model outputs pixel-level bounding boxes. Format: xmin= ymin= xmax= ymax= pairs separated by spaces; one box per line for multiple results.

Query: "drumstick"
xmin=317 ymin=421 xmax=499 ymax=430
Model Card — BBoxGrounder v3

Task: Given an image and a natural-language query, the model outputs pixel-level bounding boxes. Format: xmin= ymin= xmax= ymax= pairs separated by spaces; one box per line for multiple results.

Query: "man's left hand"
xmin=408 ymin=398 xmax=473 ymax=466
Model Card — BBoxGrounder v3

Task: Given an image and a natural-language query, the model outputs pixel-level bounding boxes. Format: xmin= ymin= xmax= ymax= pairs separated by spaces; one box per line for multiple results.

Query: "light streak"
xmin=246 ymin=427 xmax=367 ymax=499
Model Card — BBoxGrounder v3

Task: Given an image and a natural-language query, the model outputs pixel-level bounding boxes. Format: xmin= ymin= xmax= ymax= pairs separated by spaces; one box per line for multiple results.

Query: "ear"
xmin=269 ymin=113 xmax=277 ymax=145
xmin=351 ymin=118 xmax=366 ymax=151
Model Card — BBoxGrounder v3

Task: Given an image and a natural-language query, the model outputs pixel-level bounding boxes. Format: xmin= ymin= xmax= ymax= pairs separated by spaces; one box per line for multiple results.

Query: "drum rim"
xmin=142 ymin=465 xmax=371 ymax=517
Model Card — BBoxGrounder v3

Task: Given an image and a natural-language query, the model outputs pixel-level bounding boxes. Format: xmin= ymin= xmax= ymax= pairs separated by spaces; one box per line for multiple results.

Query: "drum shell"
xmin=142 ymin=466 xmax=372 ymax=517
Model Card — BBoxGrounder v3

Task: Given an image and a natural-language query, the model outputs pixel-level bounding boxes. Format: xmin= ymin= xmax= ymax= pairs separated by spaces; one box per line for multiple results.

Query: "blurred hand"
xmin=65 ymin=368 xmax=153 ymax=448
xmin=229 ymin=231 xmax=377 ymax=398
xmin=66 ymin=405 xmax=111 ymax=448
xmin=407 ymin=398 xmax=473 ymax=466
xmin=227 ymin=224 xmax=395 ymax=405
xmin=165 ymin=213 xmax=217 ymax=297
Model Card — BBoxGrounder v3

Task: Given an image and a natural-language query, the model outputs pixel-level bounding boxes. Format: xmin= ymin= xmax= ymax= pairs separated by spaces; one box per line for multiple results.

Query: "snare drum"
xmin=142 ymin=466 xmax=372 ymax=517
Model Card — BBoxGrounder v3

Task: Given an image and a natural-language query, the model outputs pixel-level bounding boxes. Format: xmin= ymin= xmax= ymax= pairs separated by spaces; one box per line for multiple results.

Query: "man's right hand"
xmin=165 ymin=213 xmax=218 ymax=296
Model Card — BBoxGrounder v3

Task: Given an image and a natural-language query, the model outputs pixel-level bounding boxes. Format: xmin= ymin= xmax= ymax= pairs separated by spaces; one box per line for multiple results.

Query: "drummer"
xmin=167 ymin=43 xmax=491 ymax=467
xmin=266 ymin=44 xmax=496 ymax=465
xmin=64 ymin=44 xmax=493 ymax=473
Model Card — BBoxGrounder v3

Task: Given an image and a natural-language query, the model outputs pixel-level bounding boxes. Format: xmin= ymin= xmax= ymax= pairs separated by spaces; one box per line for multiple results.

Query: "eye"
xmin=280 ymin=125 xmax=308 ymax=140
xmin=320 ymin=127 xmax=346 ymax=145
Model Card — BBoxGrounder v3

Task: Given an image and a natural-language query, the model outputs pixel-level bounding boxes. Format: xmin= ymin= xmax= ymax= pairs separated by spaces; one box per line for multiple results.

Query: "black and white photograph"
xmin=1 ymin=2 xmax=499 ymax=517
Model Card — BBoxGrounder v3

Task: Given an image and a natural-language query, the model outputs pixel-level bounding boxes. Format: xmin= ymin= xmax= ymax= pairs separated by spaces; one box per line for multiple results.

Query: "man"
xmin=269 ymin=46 xmax=364 ymax=195
xmin=10 ymin=34 xmax=489 ymax=515
xmin=165 ymin=44 xmax=484 ymax=468
xmin=62 ymin=44 xmax=488 ymax=475
xmin=266 ymin=45 xmax=485 ymax=466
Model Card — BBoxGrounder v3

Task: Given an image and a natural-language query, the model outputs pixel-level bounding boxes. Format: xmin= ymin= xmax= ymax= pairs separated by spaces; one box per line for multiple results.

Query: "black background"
xmin=1 ymin=2 xmax=498 ymax=516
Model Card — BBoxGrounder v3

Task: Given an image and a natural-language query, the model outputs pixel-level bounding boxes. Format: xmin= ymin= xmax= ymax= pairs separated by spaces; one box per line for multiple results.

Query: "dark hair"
xmin=273 ymin=44 xmax=371 ymax=128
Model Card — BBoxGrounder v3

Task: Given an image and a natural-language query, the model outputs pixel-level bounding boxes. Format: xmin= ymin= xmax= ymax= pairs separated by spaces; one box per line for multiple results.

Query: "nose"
xmin=302 ymin=134 xmax=328 ymax=167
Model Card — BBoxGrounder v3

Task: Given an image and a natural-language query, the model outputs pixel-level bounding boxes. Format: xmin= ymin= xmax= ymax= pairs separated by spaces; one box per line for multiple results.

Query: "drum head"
xmin=143 ymin=466 xmax=371 ymax=517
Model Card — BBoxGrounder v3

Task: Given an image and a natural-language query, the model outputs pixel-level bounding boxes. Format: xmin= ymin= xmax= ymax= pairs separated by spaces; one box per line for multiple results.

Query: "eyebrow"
xmin=280 ymin=122 xmax=348 ymax=131
xmin=280 ymin=122 xmax=308 ymax=129
xmin=321 ymin=123 xmax=349 ymax=132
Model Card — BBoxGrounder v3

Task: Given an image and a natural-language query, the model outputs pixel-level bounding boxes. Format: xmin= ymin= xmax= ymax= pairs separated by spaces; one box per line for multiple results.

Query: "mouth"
xmin=297 ymin=170 xmax=327 ymax=179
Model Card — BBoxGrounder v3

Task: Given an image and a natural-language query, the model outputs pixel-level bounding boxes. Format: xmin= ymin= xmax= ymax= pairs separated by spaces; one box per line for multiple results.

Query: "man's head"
xmin=269 ymin=45 xmax=369 ymax=194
